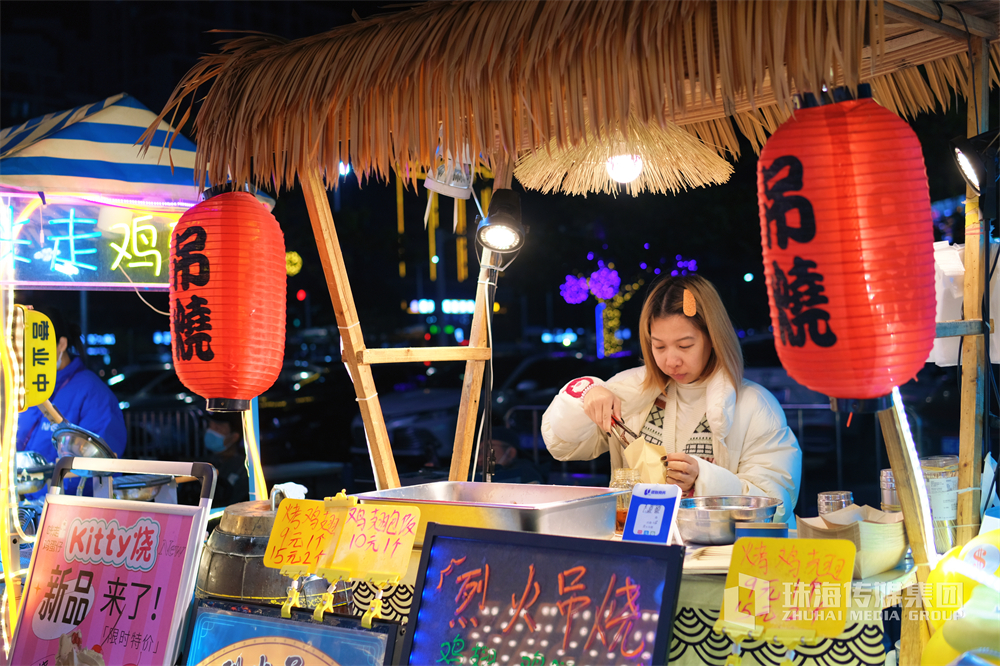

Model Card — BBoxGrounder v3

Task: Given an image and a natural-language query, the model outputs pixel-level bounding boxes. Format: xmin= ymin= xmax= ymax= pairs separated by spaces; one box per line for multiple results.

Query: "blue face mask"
xmin=204 ymin=429 xmax=228 ymax=453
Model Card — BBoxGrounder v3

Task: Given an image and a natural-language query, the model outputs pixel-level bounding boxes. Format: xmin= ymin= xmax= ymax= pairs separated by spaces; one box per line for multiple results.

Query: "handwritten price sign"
xmin=263 ymin=499 xmax=347 ymax=575
xmin=719 ymin=537 xmax=856 ymax=640
xmin=318 ymin=504 xmax=420 ymax=584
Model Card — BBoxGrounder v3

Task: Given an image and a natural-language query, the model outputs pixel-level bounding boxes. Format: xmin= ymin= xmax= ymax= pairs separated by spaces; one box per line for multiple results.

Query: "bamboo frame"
xmin=300 ymin=168 xmax=400 ymax=490
xmin=957 ymin=36 xmax=990 ymax=546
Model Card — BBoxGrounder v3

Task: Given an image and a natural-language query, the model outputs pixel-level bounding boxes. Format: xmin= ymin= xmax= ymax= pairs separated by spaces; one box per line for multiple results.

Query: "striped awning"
xmin=0 ymin=93 xmax=201 ymax=205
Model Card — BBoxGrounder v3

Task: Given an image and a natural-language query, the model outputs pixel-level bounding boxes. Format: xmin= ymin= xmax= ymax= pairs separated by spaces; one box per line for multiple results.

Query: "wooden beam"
xmin=449 ymin=157 xmax=514 ymax=482
xmin=300 ymin=168 xmax=400 ymax=490
xmin=883 ymin=3 xmax=977 ymax=42
xmin=957 ymin=37 xmax=990 ymax=547
xmin=879 ymin=397 xmax=938 ymax=664
xmin=884 ymin=0 xmax=999 ymax=41
xmin=351 ymin=347 xmax=492 ymax=364
xmin=935 ymin=318 xmax=992 ymax=338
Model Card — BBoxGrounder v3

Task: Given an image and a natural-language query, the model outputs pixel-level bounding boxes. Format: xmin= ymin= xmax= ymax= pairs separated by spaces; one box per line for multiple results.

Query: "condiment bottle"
xmin=610 ymin=468 xmax=641 ymax=536
xmin=817 ymin=490 xmax=853 ymax=515
xmin=880 ymin=468 xmax=901 ymax=513
xmin=920 ymin=455 xmax=959 ymax=554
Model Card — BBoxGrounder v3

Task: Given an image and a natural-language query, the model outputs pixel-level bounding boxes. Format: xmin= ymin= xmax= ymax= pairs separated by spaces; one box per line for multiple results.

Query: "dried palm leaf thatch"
xmin=514 ymin=116 xmax=733 ymax=197
xmin=140 ymin=0 xmax=888 ymax=194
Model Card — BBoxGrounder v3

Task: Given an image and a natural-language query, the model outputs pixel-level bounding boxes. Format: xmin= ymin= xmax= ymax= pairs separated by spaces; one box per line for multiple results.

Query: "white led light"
xmin=479 ymin=225 xmax=520 ymax=251
xmin=605 ymin=154 xmax=644 ymax=183
xmin=954 ymin=148 xmax=981 ymax=192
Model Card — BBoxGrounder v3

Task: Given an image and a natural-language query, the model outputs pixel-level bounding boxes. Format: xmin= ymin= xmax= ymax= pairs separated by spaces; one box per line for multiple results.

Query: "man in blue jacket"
xmin=16 ymin=309 xmax=126 ymax=498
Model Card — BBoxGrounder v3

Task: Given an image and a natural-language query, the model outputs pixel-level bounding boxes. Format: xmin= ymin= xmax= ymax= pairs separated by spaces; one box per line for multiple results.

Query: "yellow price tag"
xmin=718 ymin=537 xmax=856 ymax=641
xmin=16 ymin=307 xmax=57 ymax=411
xmin=263 ymin=499 xmax=348 ymax=576
xmin=317 ymin=503 xmax=420 ymax=585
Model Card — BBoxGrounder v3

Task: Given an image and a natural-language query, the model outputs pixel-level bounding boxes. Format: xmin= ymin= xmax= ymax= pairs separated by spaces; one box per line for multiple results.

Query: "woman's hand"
xmin=661 ymin=453 xmax=699 ymax=492
xmin=582 ymin=386 xmax=621 ymax=433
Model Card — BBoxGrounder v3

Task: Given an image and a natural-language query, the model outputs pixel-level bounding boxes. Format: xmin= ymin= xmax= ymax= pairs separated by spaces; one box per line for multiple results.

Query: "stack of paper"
xmin=797 ymin=504 xmax=907 ymax=579
xmin=683 ymin=544 xmax=733 ymax=574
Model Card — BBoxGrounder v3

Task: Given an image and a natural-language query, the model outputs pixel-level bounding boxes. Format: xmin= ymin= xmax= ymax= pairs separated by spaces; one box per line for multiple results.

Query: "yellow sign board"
xmin=718 ymin=537 xmax=856 ymax=641
xmin=317 ymin=503 xmax=420 ymax=585
xmin=263 ymin=499 xmax=348 ymax=576
xmin=15 ymin=307 xmax=57 ymax=411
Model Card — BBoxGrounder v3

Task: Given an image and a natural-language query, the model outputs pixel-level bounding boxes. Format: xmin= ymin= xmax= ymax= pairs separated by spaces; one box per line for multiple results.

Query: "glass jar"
xmin=921 ymin=455 xmax=959 ymax=554
xmin=880 ymin=468 xmax=901 ymax=513
xmin=817 ymin=490 xmax=853 ymax=515
xmin=610 ymin=468 xmax=641 ymax=536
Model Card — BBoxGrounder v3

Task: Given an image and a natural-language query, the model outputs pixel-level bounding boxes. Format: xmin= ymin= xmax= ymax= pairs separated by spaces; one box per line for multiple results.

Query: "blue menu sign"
xmin=402 ymin=523 xmax=684 ymax=666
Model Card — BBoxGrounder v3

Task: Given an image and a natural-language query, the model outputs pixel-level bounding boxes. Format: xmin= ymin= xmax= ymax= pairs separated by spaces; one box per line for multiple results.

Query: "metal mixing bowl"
xmin=677 ymin=496 xmax=782 ymax=545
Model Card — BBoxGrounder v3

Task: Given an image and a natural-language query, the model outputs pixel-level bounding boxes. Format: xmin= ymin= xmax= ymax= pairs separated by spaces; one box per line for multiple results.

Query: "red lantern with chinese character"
xmin=169 ymin=190 xmax=286 ymax=411
xmin=757 ymin=91 xmax=935 ymax=401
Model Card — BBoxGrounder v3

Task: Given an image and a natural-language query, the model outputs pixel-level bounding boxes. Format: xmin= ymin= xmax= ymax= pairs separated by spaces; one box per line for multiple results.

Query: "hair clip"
xmin=683 ymin=288 xmax=697 ymax=317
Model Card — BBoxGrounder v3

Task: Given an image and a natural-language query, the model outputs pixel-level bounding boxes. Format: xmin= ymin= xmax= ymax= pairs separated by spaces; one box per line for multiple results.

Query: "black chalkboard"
xmin=402 ymin=523 xmax=684 ymax=666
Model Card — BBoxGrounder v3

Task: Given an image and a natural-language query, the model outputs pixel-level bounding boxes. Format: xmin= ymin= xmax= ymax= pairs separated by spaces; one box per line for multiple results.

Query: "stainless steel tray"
xmin=357 ymin=482 xmax=624 ymax=546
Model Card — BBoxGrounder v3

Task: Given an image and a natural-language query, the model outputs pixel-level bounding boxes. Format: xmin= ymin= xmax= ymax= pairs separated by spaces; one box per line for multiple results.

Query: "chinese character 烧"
xmin=772 ymin=257 xmax=837 ymax=348
xmin=174 ymin=294 xmax=214 ymax=361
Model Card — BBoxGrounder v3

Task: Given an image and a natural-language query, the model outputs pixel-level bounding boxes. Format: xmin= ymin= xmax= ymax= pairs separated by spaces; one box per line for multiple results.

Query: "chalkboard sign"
xmin=402 ymin=524 xmax=683 ymax=666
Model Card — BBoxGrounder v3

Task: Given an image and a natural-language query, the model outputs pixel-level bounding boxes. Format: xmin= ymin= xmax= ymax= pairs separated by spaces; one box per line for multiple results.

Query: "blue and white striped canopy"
xmin=0 ymin=93 xmax=201 ymax=204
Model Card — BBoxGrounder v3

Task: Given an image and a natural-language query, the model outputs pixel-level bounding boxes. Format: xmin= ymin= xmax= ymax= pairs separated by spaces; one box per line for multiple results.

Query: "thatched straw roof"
xmin=514 ymin=116 xmax=733 ymax=196
xmin=143 ymin=0 xmax=999 ymax=194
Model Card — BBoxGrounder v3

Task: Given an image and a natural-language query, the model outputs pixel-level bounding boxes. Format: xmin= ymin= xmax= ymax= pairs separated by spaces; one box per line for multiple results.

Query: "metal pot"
xmin=15 ymin=451 xmax=54 ymax=495
xmin=677 ymin=495 xmax=781 ymax=545
xmin=195 ymin=500 xmax=348 ymax=610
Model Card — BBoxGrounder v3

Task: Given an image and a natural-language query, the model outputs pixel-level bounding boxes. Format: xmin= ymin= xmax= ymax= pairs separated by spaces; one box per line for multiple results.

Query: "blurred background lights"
xmin=744 ymin=272 xmax=754 ymax=282
xmin=285 ymin=250 xmax=303 ymax=276
xmin=338 ymin=161 xmax=351 ymax=176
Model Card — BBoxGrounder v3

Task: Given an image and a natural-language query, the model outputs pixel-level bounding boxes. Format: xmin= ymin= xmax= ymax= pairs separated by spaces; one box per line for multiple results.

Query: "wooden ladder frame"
xmin=299 ymin=160 xmax=513 ymax=490
xmin=884 ymin=34 xmax=991 ymax=665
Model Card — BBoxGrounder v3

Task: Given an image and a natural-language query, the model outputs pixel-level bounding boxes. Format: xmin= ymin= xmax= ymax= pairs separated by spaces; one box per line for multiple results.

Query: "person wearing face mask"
xmin=16 ymin=308 xmax=126 ymax=499
xmin=541 ymin=275 xmax=801 ymax=526
xmin=203 ymin=411 xmax=249 ymax=507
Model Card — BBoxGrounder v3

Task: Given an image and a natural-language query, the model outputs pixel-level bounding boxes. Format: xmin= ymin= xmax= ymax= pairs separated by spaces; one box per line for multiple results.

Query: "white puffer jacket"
xmin=541 ymin=366 xmax=802 ymax=526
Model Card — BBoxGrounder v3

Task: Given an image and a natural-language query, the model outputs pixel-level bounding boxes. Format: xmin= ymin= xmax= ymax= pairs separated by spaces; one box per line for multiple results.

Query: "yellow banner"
xmin=718 ymin=537 xmax=856 ymax=641
xmin=317 ymin=503 xmax=420 ymax=585
xmin=17 ymin=307 xmax=57 ymax=410
xmin=263 ymin=498 xmax=348 ymax=576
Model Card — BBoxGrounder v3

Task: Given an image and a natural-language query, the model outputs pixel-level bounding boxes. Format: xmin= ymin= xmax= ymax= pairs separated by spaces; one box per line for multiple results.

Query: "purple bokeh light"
xmin=589 ymin=266 xmax=621 ymax=300
xmin=559 ymin=275 xmax=591 ymax=304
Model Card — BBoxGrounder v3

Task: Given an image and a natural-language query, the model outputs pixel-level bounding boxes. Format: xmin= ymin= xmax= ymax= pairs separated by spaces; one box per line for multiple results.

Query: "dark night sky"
xmin=1 ymin=1 xmax=977 ymax=368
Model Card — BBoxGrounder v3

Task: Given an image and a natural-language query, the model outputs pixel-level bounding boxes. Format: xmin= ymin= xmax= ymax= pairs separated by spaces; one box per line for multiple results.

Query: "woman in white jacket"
xmin=542 ymin=275 xmax=802 ymax=526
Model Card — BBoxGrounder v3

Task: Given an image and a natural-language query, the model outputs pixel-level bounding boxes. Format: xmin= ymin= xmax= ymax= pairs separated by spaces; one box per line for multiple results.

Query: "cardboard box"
xmin=797 ymin=504 xmax=907 ymax=579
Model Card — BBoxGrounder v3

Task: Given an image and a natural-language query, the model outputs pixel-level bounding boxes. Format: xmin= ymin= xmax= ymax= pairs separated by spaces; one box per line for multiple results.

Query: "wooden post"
xmin=300 ymin=168 xmax=400 ymax=490
xmin=956 ymin=36 xmax=989 ymax=546
xmin=879 ymin=394 xmax=938 ymax=664
xmin=449 ymin=156 xmax=513 ymax=482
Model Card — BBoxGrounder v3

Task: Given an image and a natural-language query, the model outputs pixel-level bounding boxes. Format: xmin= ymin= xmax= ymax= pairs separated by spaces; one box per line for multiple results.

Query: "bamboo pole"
xmin=300 ymin=168 xmax=400 ymax=490
xmin=448 ymin=157 xmax=511 ymax=482
xmin=957 ymin=36 xmax=989 ymax=546
xmin=879 ymin=392 xmax=938 ymax=664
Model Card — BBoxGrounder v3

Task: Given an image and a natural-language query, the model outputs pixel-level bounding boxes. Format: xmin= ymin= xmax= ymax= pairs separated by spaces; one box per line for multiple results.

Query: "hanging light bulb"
xmin=605 ymin=154 xmax=644 ymax=183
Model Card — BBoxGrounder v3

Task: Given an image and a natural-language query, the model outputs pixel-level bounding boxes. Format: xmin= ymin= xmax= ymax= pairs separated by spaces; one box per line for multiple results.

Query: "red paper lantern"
xmin=757 ymin=93 xmax=935 ymax=400
xmin=169 ymin=191 xmax=286 ymax=410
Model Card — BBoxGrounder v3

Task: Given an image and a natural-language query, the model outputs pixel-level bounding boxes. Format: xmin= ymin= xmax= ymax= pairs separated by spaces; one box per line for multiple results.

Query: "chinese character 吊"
xmin=172 ymin=226 xmax=210 ymax=291
xmin=761 ymin=155 xmax=816 ymax=250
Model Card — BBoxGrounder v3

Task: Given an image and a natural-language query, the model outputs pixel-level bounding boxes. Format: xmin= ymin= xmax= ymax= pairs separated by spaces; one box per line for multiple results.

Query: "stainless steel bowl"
xmin=677 ymin=496 xmax=782 ymax=545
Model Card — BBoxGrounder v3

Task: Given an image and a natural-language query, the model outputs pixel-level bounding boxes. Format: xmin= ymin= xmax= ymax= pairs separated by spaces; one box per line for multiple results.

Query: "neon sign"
xmin=0 ymin=196 xmax=173 ymax=290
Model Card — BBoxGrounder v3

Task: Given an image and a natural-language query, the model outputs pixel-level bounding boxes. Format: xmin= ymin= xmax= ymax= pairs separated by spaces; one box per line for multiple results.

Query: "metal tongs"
xmin=609 ymin=415 xmax=639 ymax=460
